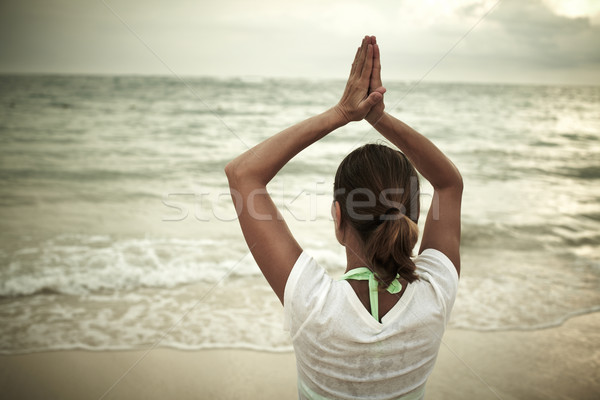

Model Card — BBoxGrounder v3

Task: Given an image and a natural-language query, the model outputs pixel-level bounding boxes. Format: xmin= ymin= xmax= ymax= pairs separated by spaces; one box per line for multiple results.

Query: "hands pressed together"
xmin=334 ymin=35 xmax=386 ymax=125
xmin=227 ymin=35 xmax=463 ymax=303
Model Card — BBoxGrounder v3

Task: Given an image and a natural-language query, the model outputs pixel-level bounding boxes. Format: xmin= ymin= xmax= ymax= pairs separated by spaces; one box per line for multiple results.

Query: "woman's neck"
xmin=343 ymin=231 xmax=369 ymax=273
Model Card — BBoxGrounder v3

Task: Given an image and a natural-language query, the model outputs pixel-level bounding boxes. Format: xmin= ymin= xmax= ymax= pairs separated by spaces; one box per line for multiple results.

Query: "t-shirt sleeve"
xmin=415 ymin=248 xmax=460 ymax=323
xmin=283 ymin=251 xmax=332 ymax=333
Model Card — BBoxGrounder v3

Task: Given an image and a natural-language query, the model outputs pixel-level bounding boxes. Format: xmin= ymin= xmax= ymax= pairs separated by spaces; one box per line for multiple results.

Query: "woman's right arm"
xmin=371 ymin=112 xmax=463 ymax=274
xmin=365 ymin=37 xmax=463 ymax=274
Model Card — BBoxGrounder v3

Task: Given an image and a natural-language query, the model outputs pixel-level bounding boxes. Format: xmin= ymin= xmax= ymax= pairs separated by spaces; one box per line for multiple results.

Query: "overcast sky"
xmin=1 ymin=0 xmax=599 ymax=85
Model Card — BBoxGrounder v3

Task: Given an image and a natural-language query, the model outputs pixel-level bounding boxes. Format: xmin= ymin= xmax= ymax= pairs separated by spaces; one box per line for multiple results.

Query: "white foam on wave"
xmin=0 ymin=277 xmax=294 ymax=355
xmin=0 ymin=234 xmax=262 ymax=297
xmin=2 ymin=275 xmax=599 ymax=355
xmin=449 ymin=260 xmax=600 ymax=331
xmin=1 ymin=238 xmax=599 ymax=354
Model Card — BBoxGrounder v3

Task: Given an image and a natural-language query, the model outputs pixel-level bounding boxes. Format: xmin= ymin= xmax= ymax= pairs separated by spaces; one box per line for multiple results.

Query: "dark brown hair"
xmin=334 ymin=144 xmax=420 ymax=288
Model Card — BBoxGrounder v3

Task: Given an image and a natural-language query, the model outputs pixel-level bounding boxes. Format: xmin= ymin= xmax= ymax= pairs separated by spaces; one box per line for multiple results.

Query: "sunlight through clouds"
xmin=0 ymin=0 xmax=598 ymax=84
xmin=543 ymin=0 xmax=600 ymax=19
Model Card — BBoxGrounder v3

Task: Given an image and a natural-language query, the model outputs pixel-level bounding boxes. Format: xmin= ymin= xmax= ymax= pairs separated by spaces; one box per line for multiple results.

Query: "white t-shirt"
xmin=283 ymin=248 xmax=459 ymax=400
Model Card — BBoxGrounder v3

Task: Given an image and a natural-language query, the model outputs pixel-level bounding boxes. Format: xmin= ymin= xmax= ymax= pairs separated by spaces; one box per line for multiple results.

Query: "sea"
xmin=0 ymin=75 xmax=599 ymax=354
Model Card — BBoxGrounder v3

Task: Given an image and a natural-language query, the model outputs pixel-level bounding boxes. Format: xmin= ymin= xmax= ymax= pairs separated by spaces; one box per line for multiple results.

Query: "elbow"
xmin=451 ymin=169 xmax=464 ymax=197
xmin=447 ymin=160 xmax=464 ymax=193
xmin=224 ymin=160 xmax=241 ymax=186
xmin=454 ymin=169 xmax=464 ymax=193
xmin=224 ymin=160 xmax=235 ymax=180
xmin=225 ymin=157 xmax=267 ymax=189
xmin=434 ymin=165 xmax=463 ymax=193
xmin=225 ymin=158 xmax=256 ymax=188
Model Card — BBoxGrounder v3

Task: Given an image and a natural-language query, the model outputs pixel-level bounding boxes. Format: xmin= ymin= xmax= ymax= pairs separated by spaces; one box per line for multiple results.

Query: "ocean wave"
xmin=0 ymin=167 xmax=164 ymax=182
xmin=449 ymin=261 xmax=600 ymax=332
xmin=449 ymin=306 xmax=600 ymax=332
xmin=0 ymin=234 xmax=261 ymax=297
xmin=0 ymin=279 xmax=293 ymax=355
xmin=460 ymin=219 xmax=600 ymax=252
xmin=1 ymin=279 xmax=598 ymax=355
xmin=0 ymin=342 xmax=294 ymax=356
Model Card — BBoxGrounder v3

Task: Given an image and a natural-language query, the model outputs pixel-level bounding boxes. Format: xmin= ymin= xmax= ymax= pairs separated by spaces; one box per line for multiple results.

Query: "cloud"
xmin=458 ymin=0 xmax=600 ymax=68
xmin=0 ymin=0 xmax=598 ymax=84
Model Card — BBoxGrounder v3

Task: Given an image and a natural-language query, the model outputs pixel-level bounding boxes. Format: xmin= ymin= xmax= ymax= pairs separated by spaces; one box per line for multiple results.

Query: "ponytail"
xmin=334 ymin=144 xmax=421 ymax=288
xmin=363 ymin=212 xmax=419 ymax=288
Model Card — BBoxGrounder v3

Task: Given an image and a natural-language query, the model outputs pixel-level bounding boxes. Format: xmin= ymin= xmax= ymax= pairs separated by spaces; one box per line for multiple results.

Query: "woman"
xmin=225 ymin=35 xmax=462 ymax=399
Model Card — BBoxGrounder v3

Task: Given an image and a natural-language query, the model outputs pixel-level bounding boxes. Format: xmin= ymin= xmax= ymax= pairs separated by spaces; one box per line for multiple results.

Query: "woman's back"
xmin=284 ymin=249 xmax=459 ymax=400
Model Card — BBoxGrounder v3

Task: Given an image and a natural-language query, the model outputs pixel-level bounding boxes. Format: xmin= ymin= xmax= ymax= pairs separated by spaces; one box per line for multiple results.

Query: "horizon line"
xmin=1 ymin=71 xmax=598 ymax=88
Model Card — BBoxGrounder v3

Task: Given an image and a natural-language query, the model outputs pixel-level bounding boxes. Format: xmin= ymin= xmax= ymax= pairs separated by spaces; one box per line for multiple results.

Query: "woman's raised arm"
xmin=365 ymin=36 xmax=463 ymax=274
xmin=225 ymin=36 xmax=384 ymax=303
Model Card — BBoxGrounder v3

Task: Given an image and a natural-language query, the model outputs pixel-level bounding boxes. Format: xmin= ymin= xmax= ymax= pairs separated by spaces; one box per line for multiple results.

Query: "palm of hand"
xmin=335 ymin=36 xmax=386 ymax=124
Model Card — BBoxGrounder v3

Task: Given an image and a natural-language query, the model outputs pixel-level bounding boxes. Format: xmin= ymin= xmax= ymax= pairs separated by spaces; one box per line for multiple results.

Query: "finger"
xmin=360 ymin=44 xmax=374 ymax=82
xmin=367 ymin=91 xmax=383 ymax=106
xmin=355 ymin=36 xmax=369 ymax=75
xmin=358 ymin=91 xmax=383 ymax=115
xmin=361 ymin=35 xmax=369 ymax=51
xmin=349 ymin=46 xmax=360 ymax=78
xmin=351 ymin=37 xmax=368 ymax=78
xmin=371 ymin=44 xmax=382 ymax=87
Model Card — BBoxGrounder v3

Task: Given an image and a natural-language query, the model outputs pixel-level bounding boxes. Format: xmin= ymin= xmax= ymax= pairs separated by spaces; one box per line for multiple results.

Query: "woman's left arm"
xmin=225 ymin=36 xmax=383 ymax=304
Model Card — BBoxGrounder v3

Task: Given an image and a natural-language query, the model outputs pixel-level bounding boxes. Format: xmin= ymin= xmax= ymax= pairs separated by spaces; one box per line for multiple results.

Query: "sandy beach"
xmin=1 ymin=312 xmax=598 ymax=400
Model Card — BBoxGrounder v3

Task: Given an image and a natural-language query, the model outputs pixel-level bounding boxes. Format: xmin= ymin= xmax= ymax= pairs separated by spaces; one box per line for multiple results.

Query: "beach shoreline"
xmin=1 ymin=312 xmax=598 ymax=400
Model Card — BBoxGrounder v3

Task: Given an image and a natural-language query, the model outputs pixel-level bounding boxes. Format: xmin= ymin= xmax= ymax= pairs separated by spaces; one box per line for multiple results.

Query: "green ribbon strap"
xmin=338 ymin=267 xmax=402 ymax=322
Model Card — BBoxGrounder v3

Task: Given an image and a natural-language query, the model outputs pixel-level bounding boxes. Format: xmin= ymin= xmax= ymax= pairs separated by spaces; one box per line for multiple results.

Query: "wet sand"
xmin=1 ymin=313 xmax=598 ymax=399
